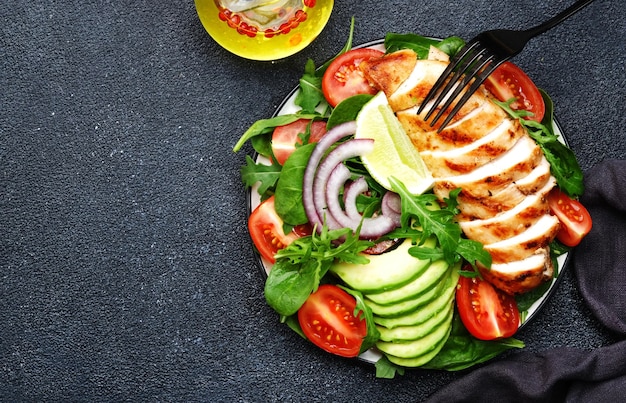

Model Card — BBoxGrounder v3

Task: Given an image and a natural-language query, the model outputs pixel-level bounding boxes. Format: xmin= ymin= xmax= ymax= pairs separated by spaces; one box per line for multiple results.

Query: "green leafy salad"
xmin=233 ymin=21 xmax=582 ymax=378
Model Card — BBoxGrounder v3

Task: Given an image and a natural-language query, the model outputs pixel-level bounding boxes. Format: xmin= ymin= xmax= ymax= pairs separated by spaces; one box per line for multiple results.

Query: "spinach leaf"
xmin=435 ymin=36 xmax=465 ymax=56
xmin=384 ymin=33 xmax=441 ymax=58
xmin=384 ymin=33 xmax=465 ymax=58
xmin=421 ymin=315 xmax=525 ymax=371
xmin=375 ymin=356 xmax=405 ymax=379
xmin=233 ymin=112 xmax=319 ymax=152
xmin=327 ymin=94 xmax=373 ymax=129
xmin=274 ymin=143 xmax=316 ymax=225
xmin=265 ymin=257 xmax=325 ymax=317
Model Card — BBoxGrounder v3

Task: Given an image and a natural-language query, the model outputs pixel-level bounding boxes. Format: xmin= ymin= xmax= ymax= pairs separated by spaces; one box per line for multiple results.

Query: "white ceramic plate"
xmin=246 ymin=39 xmax=570 ymax=364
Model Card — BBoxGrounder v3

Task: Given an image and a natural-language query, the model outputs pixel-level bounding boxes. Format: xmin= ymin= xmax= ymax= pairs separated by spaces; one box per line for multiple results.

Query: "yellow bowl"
xmin=195 ymin=0 xmax=334 ymax=61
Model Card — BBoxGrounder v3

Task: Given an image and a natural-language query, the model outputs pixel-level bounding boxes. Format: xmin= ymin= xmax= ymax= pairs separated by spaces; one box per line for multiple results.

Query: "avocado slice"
xmin=329 ymin=237 xmax=435 ymax=293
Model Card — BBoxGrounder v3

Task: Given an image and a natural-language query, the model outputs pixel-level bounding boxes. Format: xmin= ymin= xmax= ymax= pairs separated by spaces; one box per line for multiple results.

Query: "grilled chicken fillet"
xmin=360 ymin=49 xmax=559 ymax=295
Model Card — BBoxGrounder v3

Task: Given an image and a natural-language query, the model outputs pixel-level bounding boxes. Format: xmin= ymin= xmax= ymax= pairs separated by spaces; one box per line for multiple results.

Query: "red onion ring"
xmin=302 ymin=120 xmax=399 ymax=239
xmin=303 ymin=122 xmax=357 ymax=230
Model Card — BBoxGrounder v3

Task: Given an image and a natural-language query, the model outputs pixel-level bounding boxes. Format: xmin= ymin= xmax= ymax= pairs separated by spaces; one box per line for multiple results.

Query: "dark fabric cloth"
xmin=574 ymin=159 xmax=626 ymax=335
xmin=427 ymin=159 xmax=626 ymax=402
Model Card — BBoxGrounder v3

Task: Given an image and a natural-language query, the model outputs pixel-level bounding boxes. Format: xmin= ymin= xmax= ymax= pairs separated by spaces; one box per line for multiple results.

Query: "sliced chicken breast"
xmin=359 ymin=49 xmax=560 ymax=295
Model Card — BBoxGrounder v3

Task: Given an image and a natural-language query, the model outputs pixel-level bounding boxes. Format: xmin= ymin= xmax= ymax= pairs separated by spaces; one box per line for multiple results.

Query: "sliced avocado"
xmin=373 ymin=263 xmax=460 ymax=328
xmin=329 ymin=237 xmax=435 ymax=293
xmin=364 ymin=261 xmax=452 ymax=317
xmin=366 ymin=259 xmax=450 ymax=305
xmin=384 ymin=330 xmax=450 ymax=367
xmin=376 ymin=313 xmax=452 ymax=358
xmin=377 ymin=302 xmax=454 ymax=342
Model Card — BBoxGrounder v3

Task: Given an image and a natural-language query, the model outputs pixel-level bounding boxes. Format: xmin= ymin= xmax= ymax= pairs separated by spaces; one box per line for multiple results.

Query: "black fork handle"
xmin=525 ymin=0 xmax=595 ymax=38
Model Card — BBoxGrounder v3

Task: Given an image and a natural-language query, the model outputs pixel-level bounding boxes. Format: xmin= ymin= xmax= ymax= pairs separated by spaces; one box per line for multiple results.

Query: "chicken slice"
xmin=434 ymin=135 xmax=544 ymax=201
xmin=359 ymin=48 xmax=417 ymax=98
xmin=484 ymin=214 xmax=560 ymax=263
xmin=418 ymin=118 xmax=527 ymax=177
xmin=479 ymin=248 xmax=554 ymax=295
xmin=459 ymin=183 xmax=553 ymax=244
xmin=387 ymin=59 xmax=485 ymax=124
xmin=396 ymin=95 xmax=507 ymax=153
xmin=455 ymin=171 xmax=556 ymax=221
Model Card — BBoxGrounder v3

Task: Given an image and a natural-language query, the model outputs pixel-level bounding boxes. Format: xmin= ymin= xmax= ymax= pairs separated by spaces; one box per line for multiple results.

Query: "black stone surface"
xmin=2 ymin=0 xmax=624 ymax=401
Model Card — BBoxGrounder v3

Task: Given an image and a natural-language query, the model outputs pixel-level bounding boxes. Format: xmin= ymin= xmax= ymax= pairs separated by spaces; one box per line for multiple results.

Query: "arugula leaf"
xmin=274 ymin=143 xmax=316 ymax=225
xmin=389 ymin=179 xmax=491 ymax=268
xmin=265 ymin=225 xmax=374 ymax=316
xmin=295 ymin=59 xmax=325 ymax=114
xmin=240 ymin=155 xmax=281 ymax=197
xmin=317 ymin=16 xmax=356 ymax=74
xmin=492 ymin=96 xmax=585 ymax=198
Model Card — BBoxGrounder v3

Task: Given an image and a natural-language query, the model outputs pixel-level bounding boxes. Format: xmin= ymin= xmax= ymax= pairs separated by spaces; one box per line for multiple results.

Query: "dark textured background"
xmin=2 ymin=0 xmax=624 ymax=401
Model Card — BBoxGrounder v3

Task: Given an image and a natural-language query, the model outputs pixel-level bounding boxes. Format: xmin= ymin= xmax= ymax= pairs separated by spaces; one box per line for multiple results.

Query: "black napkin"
xmin=426 ymin=159 xmax=626 ymax=403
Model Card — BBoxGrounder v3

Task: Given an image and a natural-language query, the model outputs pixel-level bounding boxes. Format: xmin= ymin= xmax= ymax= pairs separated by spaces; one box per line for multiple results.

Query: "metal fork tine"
xmin=436 ymin=60 xmax=501 ymax=132
xmin=428 ymin=50 xmax=494 ymax=126
xmin=423 ymin=49 xmax=480 ymax=120
xmin=419 ymin=0 xmax=594 ymax=131
xmin=417 ymin=40 xmax=480 ymax=115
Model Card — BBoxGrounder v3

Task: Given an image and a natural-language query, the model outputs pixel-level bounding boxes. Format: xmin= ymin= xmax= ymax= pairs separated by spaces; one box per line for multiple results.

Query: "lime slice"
xmin=355 ymin=92 xmax=434 ymax=195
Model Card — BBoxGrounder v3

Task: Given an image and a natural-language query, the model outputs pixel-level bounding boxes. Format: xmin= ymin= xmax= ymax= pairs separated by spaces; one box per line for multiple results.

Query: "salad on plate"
xmin=233 ymin=23 xmax=592 ymax=377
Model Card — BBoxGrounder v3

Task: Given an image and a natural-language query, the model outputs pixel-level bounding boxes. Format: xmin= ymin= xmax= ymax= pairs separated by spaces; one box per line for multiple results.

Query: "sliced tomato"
xmin=248 ymin=196 xmax=301 ymax=263
xmin=298 ymin=284 xmax=367 ymax=357
xmin=271 ymin=119 xmax=327 ymax=165
xmin=484 ymin=61 xmax=545 ymax=122
xmin=547 ymin=188 xmax=592 ymax=247
xmin=321 ymin=48 xmax=384 ymax=107
xmin=456 ymin=269 xmax=520 ymax=341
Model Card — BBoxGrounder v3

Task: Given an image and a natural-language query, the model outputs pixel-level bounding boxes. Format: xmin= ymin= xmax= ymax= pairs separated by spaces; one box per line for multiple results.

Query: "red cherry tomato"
xmin=271 ymin=119 xmax=327 ymax=165
xmin=321 ymin=48 xmax=384 ymax=107
xmin=298 ymin=284 xmax=367 ymax=357
xmin=456 ymin=268 xmax=520 ymax=340
xmin=248 ymin=196 xmax=302 ymax=263
xmin=484 ymin=61 xmax=545 ymax=122
xmin=547 ymin=188 xmax=593 ymax=247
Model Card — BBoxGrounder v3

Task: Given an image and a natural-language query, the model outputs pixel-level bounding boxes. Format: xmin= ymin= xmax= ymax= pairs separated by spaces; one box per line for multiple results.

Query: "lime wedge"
xmin=355 ymin=92 xmax=434 ymax=195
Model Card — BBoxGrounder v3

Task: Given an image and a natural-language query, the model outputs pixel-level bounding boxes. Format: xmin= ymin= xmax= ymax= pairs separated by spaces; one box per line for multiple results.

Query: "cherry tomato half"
xmin=248 ymin=196 xmax=302 ymax=263
xmin=456 ymin=269 xmax=520 ymax=341
xmin=298 ymin=284 xmax=367 ymax=357
xmin=271 ymin=119 xmax=327 ymax=165
xmin=547 ymin=188 xmax=593 ymax=247
xmin=484 ymin=61 xmax=546 ymax=122
xmin=321 ymin=48 xmax=384 ymax=107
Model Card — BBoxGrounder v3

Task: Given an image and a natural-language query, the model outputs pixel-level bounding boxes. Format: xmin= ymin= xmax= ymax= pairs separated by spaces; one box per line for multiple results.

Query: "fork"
xmin=418 ymin=0 xmax=595 ymax=132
